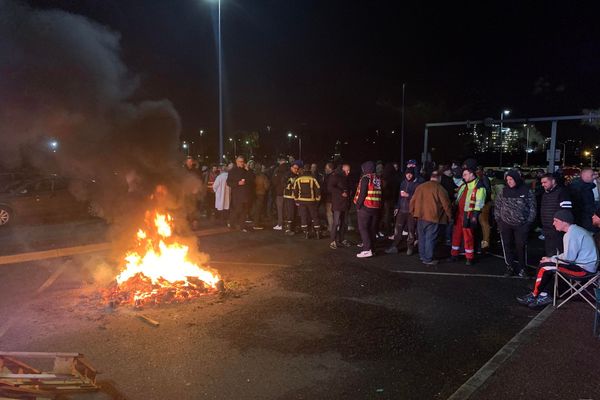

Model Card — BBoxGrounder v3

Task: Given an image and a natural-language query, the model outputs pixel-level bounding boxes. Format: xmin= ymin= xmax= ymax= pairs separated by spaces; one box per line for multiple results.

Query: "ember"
xmin=108 ymin=211 xmax=221 ymax=306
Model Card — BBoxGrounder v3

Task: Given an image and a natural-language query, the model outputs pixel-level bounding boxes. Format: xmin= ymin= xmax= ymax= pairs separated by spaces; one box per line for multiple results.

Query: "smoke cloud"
xmin=0 ymin=0 xmax=201 ymax=223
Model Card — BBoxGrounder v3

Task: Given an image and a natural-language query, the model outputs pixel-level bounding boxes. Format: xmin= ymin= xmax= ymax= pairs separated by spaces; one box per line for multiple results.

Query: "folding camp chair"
xmin=553 ymin=259 xmax=600 ymax=310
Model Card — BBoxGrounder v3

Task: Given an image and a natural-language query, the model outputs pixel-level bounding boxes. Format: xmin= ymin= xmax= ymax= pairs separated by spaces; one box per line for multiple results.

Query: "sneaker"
xmin=538 ymin=234 xmax=545 ymax=240
xmin=387 ymin=234 xmax=395 ymax=240
xmin=273 ymin=225 xmax=283 ymax=231
xmin=516 ymin=269 xmax=528 ymax=278
xmin=481 ymin=240 xmax=489 ymax=249
xmin=356 ymin=250 xmax=373 ymax=258
xmin=402 ymin=230 xmax=408 ymax=236
xmin=341 ymin=240 xmax=352 ymax=248
xmin=385 ymin=247 xmax=398 ymax=254
xmin=356 ymin=242 xmax=364 ymax=248
xmin=422 ymin=260 xmax=439 ymax=265
xmin=516 ymin=292 xmax=535 ymax=306
xmin=528 ymin=294 xmax=552 ymax=308
xmin=348 ymin=226 xmax=355 ymax=231
xmin=329 ymin=241 xmax=338 ymax=249
xmin=241 ymin=228 xmax=249 ymax=233
xmin=285 ymin=230 xmax=295 ymax=236
xmin=253 ymin=226 xmax=264 ymax=230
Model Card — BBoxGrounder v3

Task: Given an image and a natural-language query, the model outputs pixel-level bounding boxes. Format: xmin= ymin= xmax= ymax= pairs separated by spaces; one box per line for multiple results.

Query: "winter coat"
xmin=271 ymin=164 xmax=288 ymax=196
xmin=212 ymin=172 xmax=230 ymax=211
xmin=328 ymin=169 xmax=350 ymax=212
xmin=254 ymin=173 xmax=270 ymax=196
xmin=540 ymin=185 xmax=571 ymax=229
xmin=226 ymin=166 xmax=253 ymax=202
xmin=409 ymin=181 xmax=453 ymax=224
xmin=569 ymin=178 xmax=596 ymax=231
xmin=396 ymin=178 xmax=420 ymax=213
xmin=322 ymin=172 xmax=333 ymax=203
xmin=494 ymin=172 xmax=536 ymax=227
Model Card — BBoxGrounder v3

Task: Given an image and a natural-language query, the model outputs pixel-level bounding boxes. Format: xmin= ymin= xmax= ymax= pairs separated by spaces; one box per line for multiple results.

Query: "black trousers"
xmin=543 ymin=227 xmax=564 ymax=256
xmin=357 ymin=207 xmax=378 ymax=252
xmin=283 ymin=198 xmax=296 ymax=224
xmin=298 ymin=202 xmax=320 ymax=230
xmin=499 ymin=222 xmax=529 ymax=272
xmin=230 ymin=196 xmax=248 ymax=229
xmin=391 ymin=211 xmax=416 ymax=248
xmin=331 ymin=210 xmax=347 ymax=243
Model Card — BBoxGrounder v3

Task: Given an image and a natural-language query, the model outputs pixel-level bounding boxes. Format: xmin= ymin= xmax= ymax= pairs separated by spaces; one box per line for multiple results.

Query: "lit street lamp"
xmin=499 ymin=109 xmax=510 ymax=168
xmin=584 ymin=150 xmax=594 ymax=167
xmin=287 ymin=131 xmax=302 ymax=159
xmin=207 ymin=0 xmax=224 ymax=162
xmin=228 ymin=137 xmax=236 ymax=157
xmin=182 ymin=141 xmax=190 ymax=156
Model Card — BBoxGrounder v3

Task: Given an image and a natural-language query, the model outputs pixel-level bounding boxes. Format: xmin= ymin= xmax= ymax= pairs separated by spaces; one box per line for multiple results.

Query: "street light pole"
xmin=217 ymin=0 xmax=224 ymax=163
xmin=525 ymin=124 xmax=529 ymax=166
xmin=401 ymin=82 xmax=406 ymax=168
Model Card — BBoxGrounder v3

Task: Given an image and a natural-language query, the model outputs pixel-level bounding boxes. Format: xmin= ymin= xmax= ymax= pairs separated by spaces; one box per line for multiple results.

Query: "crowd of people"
xmin=184 ymin=154 xmax=600 ymax=308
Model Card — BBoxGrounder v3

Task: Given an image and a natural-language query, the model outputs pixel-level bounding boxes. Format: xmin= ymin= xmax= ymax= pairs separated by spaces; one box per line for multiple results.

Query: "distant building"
xmin=460 ymin=124 xmax=539 ymax=154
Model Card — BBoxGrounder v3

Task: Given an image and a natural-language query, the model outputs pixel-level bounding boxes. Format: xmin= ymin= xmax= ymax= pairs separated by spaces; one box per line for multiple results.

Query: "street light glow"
xmin=503 ymin=110 xmax=510 ymax=115
xmin=287 ymin=132 xmax=293 ymax=138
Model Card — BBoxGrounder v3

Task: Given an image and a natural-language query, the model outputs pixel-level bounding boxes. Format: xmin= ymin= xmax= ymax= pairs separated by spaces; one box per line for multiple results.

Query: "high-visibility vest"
xmin=353 ymin=173 xmax=382 ymax=208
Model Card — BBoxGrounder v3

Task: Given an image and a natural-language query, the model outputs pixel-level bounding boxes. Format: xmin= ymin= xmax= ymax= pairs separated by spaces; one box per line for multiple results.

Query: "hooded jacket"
xmin=396 ymin=169 xmax=420 ymax=213
xmin=328 ymin=167 xmax=350 ymax=211
xmin=569 ymin=177 xmax=596 ymax=231
xmin=494 ymin=170 xmax=536 ymax=226
xmin=355 ymin=161 xmax=381 ymax=209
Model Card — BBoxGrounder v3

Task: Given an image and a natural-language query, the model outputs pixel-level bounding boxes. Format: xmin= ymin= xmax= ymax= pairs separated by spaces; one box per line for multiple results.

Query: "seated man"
xmin=517 ymin=210 xmax=598 ymax=308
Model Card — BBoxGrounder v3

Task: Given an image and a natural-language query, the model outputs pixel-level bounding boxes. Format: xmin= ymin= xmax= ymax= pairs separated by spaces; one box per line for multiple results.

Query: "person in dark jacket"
xmin=569 ymin=167 xmax=597 ymax=232
xmin=381 ymin=163 xmax=400 ymax=236
xmin=494 ymin=169 xmax=537 ymax=276
xmin=328 ymin=164 xmax=351 ymax=249
xmin=540 ymin=173 xmax=572 ymax=255
xmin=271 ymin=158 xmax=288 ymax=230
xmin=386 ymin=168 xmax=420 ymax=255
xmin=354 ymin=161 xmax=382 ymax=258
xmin=226 ymin=156 xmax=254 ymax=232
xmin=322 ymin=163 xmax=335 ymax=231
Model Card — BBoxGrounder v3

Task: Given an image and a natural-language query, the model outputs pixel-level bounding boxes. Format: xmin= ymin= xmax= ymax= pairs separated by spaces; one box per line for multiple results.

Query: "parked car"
xmin=0 ymin=175 xmax=100 ymax=227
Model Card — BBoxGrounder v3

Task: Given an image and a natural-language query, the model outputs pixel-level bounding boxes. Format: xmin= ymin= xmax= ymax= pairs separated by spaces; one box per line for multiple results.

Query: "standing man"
xmin=354 ymin=161 xmax=382 ymax=258
xmin=494 ymin=170 xmax=537 ymax=277
xmin=252 ymin=163 xmax=270 ymax=230
xmin=570 ymin=167 xmax=597 ymax=232
xmin=226 ymin=156 xmax=253 ymax=232
xmin=449 ymin=167 xmax=487 ymax=265
xmin=410 ymin=171 xmax=453 ymax=265
xmin=322 ymin=163 xmax=335 ymax=233
xmin=293 ymin=167 xmax=321 ymax=239
xmin=539 ymin=173 xmax=572 ymax=256
xmin=328 ymin=163 xmax=351 ymax=249
xmin=385 ymin=168 xmax=420 ymax=255
xmin=213 ymin=163 xmax=232 ymax=224
xmin=283 ymin=161 xmax=302 ymax=236
xmin=271 ymin=157 xmax=288 ymax=230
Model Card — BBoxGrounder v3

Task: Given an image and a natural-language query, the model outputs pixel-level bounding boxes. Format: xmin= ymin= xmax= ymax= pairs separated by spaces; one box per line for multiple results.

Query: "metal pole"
xmin=548 ymin=120 xmax=557 ymax=173
xmin=422 ymin=127 xmax=428 ymax=165
xmin=525 ymin=125 xmax=529 ymax=166
xmin=218 ymin=0 xmax=224 ymax=162
xmin=299 ymin=137 xmax=302 ymax=160
xmin=401 ymin=83 xmax=406 ymax=168
xmin=499 ymin=112 xmax=503 ymax=168
xmin=562 ymin=143 xmax=566 ymax=168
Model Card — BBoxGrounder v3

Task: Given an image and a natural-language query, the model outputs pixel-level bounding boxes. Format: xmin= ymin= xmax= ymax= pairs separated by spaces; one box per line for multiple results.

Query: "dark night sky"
xmin=24 ymin=0 xmax=600 ymax=161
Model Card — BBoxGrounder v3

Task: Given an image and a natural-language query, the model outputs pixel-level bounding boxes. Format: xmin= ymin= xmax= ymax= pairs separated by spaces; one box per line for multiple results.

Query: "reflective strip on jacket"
xmin=353 ymin=173 xmax=382 ymax=208
xmin=456 ymin=178 xmax=486 ymax=212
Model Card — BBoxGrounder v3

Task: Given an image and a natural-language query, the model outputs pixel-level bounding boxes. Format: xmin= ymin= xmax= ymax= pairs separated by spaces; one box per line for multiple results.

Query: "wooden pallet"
xmin=0 ymin=352 xmax=98 ymax=399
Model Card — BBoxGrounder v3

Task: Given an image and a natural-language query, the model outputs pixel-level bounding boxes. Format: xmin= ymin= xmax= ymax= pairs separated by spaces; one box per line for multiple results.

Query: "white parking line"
xmin=391 ymin=270 xmax=529 ymax=279
xmin=447 ymin=305 xmax=555 ymax=400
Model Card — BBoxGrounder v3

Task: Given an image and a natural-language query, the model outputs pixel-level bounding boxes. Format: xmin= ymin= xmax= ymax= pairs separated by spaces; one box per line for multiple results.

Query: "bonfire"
xmin=108 ymin=211 xmax=221 ymax=306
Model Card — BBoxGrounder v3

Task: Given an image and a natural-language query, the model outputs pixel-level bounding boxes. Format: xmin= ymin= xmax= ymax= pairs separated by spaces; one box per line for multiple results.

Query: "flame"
xmin=113 ymin=211 xmax=220 ymax=305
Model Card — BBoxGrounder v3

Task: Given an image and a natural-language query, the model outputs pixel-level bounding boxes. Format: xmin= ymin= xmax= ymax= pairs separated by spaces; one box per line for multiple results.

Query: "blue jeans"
xmin=417 ymin=220 xmax=440 ymax=262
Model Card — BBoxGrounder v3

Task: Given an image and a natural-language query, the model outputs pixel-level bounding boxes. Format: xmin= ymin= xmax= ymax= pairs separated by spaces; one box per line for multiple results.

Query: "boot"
xmin=303 ymin=227 xmax=310 ymax=239
xmin=284 ymin=222 xmax=295 ymax=236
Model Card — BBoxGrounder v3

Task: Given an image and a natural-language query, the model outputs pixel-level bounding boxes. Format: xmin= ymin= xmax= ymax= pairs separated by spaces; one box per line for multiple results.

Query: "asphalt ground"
xmin=0 ymin=221 xmax=551 ymax=400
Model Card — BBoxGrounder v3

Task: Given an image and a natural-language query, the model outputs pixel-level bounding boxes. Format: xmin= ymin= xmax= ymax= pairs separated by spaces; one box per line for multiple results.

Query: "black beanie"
xmin=554 ymin=210 xmax=575 ymax=224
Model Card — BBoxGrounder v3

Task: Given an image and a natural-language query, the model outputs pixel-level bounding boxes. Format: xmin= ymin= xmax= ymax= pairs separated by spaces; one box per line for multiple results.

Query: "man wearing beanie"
xmin=517 ymin=210 xmax=598 ymax=308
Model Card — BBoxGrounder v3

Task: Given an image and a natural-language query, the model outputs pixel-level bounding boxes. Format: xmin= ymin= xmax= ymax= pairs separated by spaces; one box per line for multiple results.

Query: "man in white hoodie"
xmin=213 ymin=163 xmax=233 ymax=224
xmin=517 ymin=209 xmax=598 ymax=308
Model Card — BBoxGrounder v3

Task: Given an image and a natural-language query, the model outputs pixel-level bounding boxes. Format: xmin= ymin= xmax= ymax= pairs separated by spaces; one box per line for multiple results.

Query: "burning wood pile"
xmin=106 ymin=211 xmax=221 ymax=307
